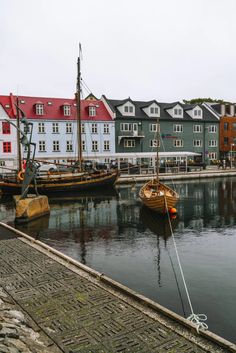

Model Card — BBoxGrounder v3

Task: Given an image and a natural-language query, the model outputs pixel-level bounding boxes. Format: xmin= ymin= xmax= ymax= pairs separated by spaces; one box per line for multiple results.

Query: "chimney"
xmin=221 ymin=104 xmax=225 ymax=116
xmin=230 ymin=104 xmax=235 ymax=116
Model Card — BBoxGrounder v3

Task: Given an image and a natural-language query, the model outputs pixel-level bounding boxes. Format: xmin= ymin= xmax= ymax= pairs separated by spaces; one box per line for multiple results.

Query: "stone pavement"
xmin=0 ymin=223 xmax=235 ymax=353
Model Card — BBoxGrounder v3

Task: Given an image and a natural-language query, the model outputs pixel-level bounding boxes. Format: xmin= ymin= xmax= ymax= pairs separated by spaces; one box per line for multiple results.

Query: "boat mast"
xmin=76 ymin=54 xmax=82 ymax=171
xmin=16 ymin=96 xmax=22 ymax=171
xmin=156 ymin=118 xmax=160 ymax=183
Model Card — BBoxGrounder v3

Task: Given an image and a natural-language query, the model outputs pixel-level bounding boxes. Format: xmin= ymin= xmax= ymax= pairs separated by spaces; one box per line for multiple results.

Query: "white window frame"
xmin=92 ymin=140 xmax=98 ymax=151
xmin=52 ymin=122 xmax=59 ymax=133
xmin=89 ymin=106 xmax=96 ymax=117
xmin=38 ymin=122 xmax=45 ymax=134
xmin=193 ymin=125 xmax=202 ymax=133
xmin=150 ymin=123 xmax=159 ymax=132
xmin=173 ymin=124 xmax=183 ymax=133
xmin=53 ymin=140 xmax=60 ymax=152
xmin=91 ymin=123 xmax=98 ymax=134
xmin=209 ymin=140 xmax=217 ymax=147
xmin=38 ymin=140 xmax=46 ymax=152
xmin=104 ymin=140 xmax=110 ymax=151
xmin=173 ymin=108 xmax=183 ymax=118
xmin=66 ymin=123 xmax=72 ymax=134
xmin=150 ymin=139 xmax=160 ymax=148
xmin=81 ymin=123 xmax=85 ymax=134
xmin=193 ymin=139 xmax=202 ymax=147
xmin=124 ymin=139 xmax=135 ymax=148
xmin=36 ymin=104 xmax=44 ymax=115
xmin=173 ymin=139 xmax=183 ymax=147
xmin=208 ymin=125 xmax=217 ymax=133
xmin=103 ymin=123 xmax=109 ymax=134
xmin=66 ymin=141 xmax=73 ymax=152
xmin=150 ymin=107 xmax=159 ymax=115
xmin=63 ymin=105 xmax=71 ymax=116
xmin=209 ymin=152 xmax=217 ymax=160
xmin=193 ymin=109 xmax=202 ymax=118
xmin=120 ymin=123 xmax=132 ymax=132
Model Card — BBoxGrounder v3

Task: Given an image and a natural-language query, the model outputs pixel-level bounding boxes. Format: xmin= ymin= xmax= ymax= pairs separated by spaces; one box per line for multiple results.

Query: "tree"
xmin=183 ymin=98 xmax=231 ymax=104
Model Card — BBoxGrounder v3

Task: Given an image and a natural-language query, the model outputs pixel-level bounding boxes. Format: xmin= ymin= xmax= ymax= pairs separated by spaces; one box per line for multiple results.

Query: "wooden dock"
xmin=0 ymin=222 xmax=235 ymax=353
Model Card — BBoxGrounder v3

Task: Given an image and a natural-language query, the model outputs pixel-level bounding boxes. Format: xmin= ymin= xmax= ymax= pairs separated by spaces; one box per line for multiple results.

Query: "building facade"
xmin=102 ymin=96 xmax=220 ymax=165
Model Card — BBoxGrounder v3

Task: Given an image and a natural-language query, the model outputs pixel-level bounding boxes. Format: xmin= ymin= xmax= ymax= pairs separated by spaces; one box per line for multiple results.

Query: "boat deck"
xmin=0 ymin=222 xmax=235 ymax=353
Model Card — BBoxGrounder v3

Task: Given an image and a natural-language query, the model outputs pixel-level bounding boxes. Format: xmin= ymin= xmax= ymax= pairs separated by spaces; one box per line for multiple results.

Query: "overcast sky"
xmin=1 ymin=0 xmax=236 ymax=102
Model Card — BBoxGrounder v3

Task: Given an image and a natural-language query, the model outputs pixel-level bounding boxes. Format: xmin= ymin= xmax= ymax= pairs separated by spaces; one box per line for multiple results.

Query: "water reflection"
xmin=1 ymin=178 xmax=236 ymax=342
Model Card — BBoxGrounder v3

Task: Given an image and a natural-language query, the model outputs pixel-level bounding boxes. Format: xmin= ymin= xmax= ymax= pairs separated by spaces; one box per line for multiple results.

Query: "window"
xmin=209 ymin=140 xmax=217 ymax=147
xmin=150 ymin=107 xmax=159 ymax=115
xmin=225 ymin=105 xmax=230 ymax=115
xmin=209 ymin=125 xmax=217 ymax=133
xmin=224 ymin=122 xmax=229 ymax=131
xmin=209 ymin=152 xmax=217 ymax=160
xmin=124 ymin=105 xmax=134 ymax=113
xmin=149 ymin=123 xmax=159 ymax=132
xmin=81 ymin=123 xmax=85 ymax=134
xmin=173 ymin=124 xmax=183 ymax=133
xmin=82 ymin=140 xmax=86 ymax=151
xmin=63 ymin=105 xmax=71 ymax=116
xmin=38 ymin=141 xmax=46 ymax=152
xmin=233 ymin=137 xmax=236 ymax=145
xmin=92 ymin=140 xmax=98 ymax=151
xmin=3 ymin=142 xmax=11 ymax=153
xmin=23 ymin=125 xmax=29 ymax=134
xmin=53 ymin=141 xmax=60 ymax=152
xmin=38 ymin=122 xmax=45 ymax=133
xmin=104 ymin=140 xmax=110 ymax=151
xmin=0 ymin=160 xmax=6 ymax=166
xmin=92 ymin=123 xmax=97 ymax=134
xmin=124 ymin=139 xmax=135 ymax=148
xmin=173 ymin=108 xmax=182 ymax=117
xmin=2 ymin=122 xmax=10 ymax=134
xmin=193 ymin=140 xmax=202 ymax=147
xmin=120 ymin=123 xmax=132 ymax=131
xmin=89 ymin=106 xmax=96 ymax=117
xmin=224 ymin=137 xmax=228 ymax=146
xmin=173 ymin=139 xmax=183 ymax=147
xmin=52 ymin=122 xmax=59 ymax=133
xmin=232 ymin=123 xmax=236 ymax=131
xmin=66 ymin=141 xmax=73 ymax=152
xmin=150 ymin=139 xmax=160 ymax=148
xmin=193 ymin=109 xmax=202 ymax=117
xmin=103 ymin=123 xmax=109 ymax=134
xmin=36 ymin=104 xmax=44 ymax=115
xmin=193 ymin=125 xmax=202 ymax=133
xmin=66 ymin=123 xmax=72 ymax=133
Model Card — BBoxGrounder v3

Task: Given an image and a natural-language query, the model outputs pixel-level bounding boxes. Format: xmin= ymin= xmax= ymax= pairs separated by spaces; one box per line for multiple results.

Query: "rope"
xmin=164 ymin=195 xmax=208 ymax=333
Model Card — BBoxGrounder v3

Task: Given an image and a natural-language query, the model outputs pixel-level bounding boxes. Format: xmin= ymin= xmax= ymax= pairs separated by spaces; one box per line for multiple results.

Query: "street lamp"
xmin=231 ymin=143 xmax=235 ymax=169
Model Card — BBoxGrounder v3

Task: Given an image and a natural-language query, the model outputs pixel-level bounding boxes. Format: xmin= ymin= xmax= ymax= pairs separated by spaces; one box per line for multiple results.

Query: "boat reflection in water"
xmin=140 ymin=205 xmax=179 ymax=242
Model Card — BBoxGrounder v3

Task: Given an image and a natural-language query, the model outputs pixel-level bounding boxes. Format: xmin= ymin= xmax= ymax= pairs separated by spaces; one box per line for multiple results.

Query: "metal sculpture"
xmin=5 ymin=105 xmax=40 ymax=199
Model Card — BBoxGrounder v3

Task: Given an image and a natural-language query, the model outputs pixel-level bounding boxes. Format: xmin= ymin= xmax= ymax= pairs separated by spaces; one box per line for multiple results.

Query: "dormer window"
xmin=35 ymin=102 xmax=44 ymax=115
xmin=63 ymin=104 xmax=71 ymax=116
xmin=124 ymin=106 xmax=133 ymax=113
xmin=173 ymin=108 xmax=182 ymax=117
xmin=89 ymin=106 xmax=96 ymax=117
xmin=193 ymin=109 xmax=202 ymax=118
xmin=150 ymin=107 xmax=159 ymax=115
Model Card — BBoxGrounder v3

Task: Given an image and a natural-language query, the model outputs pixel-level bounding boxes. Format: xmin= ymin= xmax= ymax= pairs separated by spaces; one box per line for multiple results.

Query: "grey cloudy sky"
xmin=1 ymin=0 xmax=236 ymax=102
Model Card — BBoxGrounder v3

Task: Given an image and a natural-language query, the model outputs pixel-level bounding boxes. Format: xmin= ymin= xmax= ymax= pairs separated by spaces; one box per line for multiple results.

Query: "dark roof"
xmin=104 ymin=97 xmax=219 ymax=122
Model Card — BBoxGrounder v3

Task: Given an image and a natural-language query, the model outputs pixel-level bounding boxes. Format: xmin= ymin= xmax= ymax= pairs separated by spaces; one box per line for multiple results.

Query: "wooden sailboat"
xmin=139 ymin=120 xmax=179 ymax=213
xmin=0 ymin=55 xmax=118 ymax=195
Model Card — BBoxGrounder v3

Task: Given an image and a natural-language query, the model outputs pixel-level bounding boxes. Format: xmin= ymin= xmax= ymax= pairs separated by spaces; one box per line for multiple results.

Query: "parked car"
xmin=38 ymin=163 xmax=58 ymax=173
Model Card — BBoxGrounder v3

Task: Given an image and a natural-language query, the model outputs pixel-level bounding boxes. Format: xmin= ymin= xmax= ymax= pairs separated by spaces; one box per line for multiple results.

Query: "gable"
xmin=0 ymin=105 xmax=10 ymax=120
xmin=142 ymin=102 xmax=160 ymax=117
xmin=117 ymin=101 xmax=135 ymax=116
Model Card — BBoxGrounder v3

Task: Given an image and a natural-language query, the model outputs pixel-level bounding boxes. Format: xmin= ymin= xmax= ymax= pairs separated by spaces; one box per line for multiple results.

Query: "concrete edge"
xmin=1 ymin=221 xmax=236 ymax=352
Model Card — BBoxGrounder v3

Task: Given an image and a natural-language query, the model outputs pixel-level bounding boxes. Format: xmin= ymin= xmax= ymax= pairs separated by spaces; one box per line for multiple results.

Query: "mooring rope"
xmin=164 ymin=195 xmax=208 ymax=333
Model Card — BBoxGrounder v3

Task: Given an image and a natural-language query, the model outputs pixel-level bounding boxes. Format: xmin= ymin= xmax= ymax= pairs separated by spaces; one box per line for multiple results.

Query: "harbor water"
xmin=1 ymin=176 xmax=236 ymax=343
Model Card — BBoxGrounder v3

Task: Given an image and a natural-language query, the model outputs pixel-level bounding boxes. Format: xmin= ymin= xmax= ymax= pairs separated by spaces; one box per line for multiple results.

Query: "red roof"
xmin=0 ymin=94 xmax=16 ymax=118
xmin=4 ymin=95 xmax=113 ymax=121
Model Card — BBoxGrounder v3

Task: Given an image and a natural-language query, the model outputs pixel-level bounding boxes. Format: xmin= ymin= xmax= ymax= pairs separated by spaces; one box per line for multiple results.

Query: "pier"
xmin=0 ymin=222 xmax=235 ymax=353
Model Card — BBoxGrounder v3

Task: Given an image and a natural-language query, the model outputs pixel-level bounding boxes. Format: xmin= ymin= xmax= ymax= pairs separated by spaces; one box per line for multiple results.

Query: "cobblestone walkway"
xmin=0 ymin=230 xmax=234 ymax=353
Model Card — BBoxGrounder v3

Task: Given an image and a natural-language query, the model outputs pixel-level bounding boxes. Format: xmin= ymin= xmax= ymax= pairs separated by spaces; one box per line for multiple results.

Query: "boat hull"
xmin=0 ymin=171 xmax=118 ymax=195
xmin=139 ymin=180 xmax=179 ymax=213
